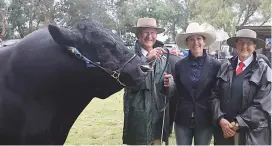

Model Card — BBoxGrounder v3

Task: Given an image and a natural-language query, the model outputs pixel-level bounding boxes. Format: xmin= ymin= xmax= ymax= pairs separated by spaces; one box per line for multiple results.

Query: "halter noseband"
xmin=67 ymin=46 xmax=136 ymax=86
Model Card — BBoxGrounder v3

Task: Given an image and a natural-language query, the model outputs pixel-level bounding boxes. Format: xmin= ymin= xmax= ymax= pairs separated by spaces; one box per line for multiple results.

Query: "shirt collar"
xmin=237 ymin=54 xmax=254 ymax=68
xmin=188 ymin=49 xmax=207 ymax=61
xmin=141 ymin=48 xmax=148 ymax=57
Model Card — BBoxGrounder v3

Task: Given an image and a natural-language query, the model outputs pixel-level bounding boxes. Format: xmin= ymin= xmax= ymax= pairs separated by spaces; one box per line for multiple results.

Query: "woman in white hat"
xmin=170 ymin=22 xmax=221 ymax=145
xmin=122 ymin=17 xmax=175 ymax=145
xmin=210 ymin=29 xmax=271 ymax=145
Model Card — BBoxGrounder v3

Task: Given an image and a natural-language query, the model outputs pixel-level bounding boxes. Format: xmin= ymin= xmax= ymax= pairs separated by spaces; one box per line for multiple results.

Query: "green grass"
xmin=65 ymin=90 xmax=213 ymax=145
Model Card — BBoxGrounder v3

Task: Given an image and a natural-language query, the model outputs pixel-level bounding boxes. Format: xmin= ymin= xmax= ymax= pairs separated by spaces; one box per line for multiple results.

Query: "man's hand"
xmin=164 ymin=72 xmax=173 ymax=88
xmin=219 ymin=118 xmax=236 ymax=138
xmin=147 ymin=47 xmax=165 ymax=62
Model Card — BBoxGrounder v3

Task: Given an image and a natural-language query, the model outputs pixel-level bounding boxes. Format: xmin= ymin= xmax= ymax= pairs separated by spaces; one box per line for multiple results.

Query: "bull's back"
xmin=0 ymin=46 xmax=15 ymax=95
xmin=0 ymin=46 xmax=13 ymax=70
xmin=0 ymin=27 xmax=53 ymax=71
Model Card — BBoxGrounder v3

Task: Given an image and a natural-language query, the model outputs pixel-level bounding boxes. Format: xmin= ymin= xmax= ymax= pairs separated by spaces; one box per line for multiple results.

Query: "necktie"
xmin=236 ymin=62 xmax=245 ymax=75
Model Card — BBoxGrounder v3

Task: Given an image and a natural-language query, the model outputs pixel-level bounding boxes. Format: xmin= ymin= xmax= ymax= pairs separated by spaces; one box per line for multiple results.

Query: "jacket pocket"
xmin=245 ymin=126 xmax=270 ymax=145
xmin=218 ymin=76 xmax=230 ymax=104
xmin=129 ymin=91 xmax=146 ymax=111
xmin=242 ymin=81 xmax=257 ymax=108
xmin=156 ymin=91 xmax=168 ymax=111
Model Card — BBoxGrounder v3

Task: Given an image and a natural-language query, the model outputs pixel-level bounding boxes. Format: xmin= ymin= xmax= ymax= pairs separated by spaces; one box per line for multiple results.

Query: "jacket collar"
xmin=237 ymin=54 xmax=254 ymax=69
xmin=179 ymin=54 xmax=213 ymax=98
xmin=188 ymin=49 xmax=207 ymax=61
xmin=218 ymin=51 xmax=269 ymax=85
xmin=229 ymin=52 xmax=259 ymax=71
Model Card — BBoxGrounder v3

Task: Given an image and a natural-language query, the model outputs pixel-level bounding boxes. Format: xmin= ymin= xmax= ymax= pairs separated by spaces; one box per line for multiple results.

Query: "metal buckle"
xmin=111 ymin=71 xmax=126 ymax=86
xmin=111 ymin=71 xmax=120 ymax=79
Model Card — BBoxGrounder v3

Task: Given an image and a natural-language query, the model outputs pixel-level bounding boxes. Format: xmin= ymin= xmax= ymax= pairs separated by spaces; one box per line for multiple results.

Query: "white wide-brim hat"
xmin=227 ymin=29 xmax=265 ymax=49
xmin=130 ymin=18 xmax=165 ymax=34
xmin=175 ymin=22 xmax=216 ymax=49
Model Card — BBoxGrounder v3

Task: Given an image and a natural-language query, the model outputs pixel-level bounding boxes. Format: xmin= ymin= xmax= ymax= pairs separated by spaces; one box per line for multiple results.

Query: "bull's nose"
xmin=140 ymin=65 xmax=153 ymax=72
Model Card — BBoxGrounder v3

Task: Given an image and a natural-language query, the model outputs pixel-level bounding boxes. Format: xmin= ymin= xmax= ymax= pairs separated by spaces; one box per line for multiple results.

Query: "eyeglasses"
xmin=236 ymin=40 xmax=255 ymax=46
xmin=142 ymin=31 xmax=157 ymax=36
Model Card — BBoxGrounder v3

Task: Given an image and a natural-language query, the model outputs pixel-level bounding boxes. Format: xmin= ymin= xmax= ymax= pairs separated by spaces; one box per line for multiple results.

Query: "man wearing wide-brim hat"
xmin=122 ymin=17 xmax=176 ymax=145
xmin=211 ymin=29 xmax=271 ymax=145
xmin=130 ymin=18 xmax=165 ymax=35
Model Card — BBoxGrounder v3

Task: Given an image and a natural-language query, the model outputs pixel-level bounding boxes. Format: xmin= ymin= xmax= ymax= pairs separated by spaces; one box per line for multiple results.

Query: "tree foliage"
xmin=0 ymin=0 xmax=270 ymax=41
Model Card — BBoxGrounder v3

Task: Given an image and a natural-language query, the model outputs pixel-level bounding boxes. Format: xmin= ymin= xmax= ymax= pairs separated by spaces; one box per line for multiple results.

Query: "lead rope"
xmin=160 ymin=50 xmax=170 ymax=145
xmin=150 ymin=50 xmax=170 ymax=145
xmin=160 ymin=96 xmax=166 ymax=144
xmin=150 ymin=58 xmax=164 ymax=145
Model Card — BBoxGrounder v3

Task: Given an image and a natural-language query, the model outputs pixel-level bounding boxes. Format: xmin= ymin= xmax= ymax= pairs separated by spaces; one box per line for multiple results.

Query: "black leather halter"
xmin=67 ymin=46 xmax=136 ymax=86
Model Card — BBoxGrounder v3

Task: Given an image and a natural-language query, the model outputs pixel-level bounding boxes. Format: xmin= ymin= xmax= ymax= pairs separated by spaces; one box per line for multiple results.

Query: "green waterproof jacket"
xmin=122 ymin=41 xmax=175 ymax=145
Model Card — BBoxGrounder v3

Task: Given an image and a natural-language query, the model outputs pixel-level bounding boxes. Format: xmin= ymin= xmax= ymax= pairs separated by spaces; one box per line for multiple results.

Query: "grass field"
xmin=65 ymin=90 xmax=213 ymax=145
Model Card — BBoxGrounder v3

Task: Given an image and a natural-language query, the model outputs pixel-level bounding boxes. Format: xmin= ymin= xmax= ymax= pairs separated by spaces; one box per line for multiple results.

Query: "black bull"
xmin=0 ymin=20 xmax=148 ymax=144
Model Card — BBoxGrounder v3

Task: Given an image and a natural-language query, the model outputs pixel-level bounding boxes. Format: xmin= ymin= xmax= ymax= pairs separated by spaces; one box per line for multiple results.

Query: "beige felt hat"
xmin=130 ymin=18 xmax=165 ymax=34
xmin=175 ymin=22 xmax=216 ymax=49
xmin=227 ymin=29 xmax=265 ymax=49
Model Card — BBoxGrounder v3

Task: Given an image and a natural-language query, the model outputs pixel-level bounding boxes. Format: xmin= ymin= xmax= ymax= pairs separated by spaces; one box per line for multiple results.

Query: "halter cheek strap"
xmin=66 ymin=46 xmax=136 ymax=87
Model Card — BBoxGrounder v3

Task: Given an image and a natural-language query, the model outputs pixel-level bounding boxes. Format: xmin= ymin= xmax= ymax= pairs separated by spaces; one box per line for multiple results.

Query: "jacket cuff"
xmin=213 ymin=113 xmax=225 ymax=127
xmin=235 ymin=115 xmax=248 ymax=128
xmin=168 ymin=77 xmax=176 ymax=96
xmin=217 ymin=115 xmax=224 ymax=124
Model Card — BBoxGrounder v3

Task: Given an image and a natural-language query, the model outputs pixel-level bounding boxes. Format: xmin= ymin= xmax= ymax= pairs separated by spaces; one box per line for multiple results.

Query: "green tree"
xmin=0 ymin=0 xmax=7 ymax=40
xmin=234 ymin=0 xmax=271 ymax=26
xmin=114 ymin=0 xmax=137 ymax=43
xmin=55 ymin=0 xmax=115 ymax=29
xmin=8 ymin=0 xmax=28 ymax=38
xmin=190 ymin=0 xmax=271 ymax=36
xmin=159 ymin=0 xmax=198 ymax=41
xmin=8 ymin=0 xmax=55 ymax=38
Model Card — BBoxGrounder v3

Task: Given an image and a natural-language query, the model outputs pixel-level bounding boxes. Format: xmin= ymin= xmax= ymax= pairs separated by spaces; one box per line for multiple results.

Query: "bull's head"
xmin=48 ymin=20 xmax=150 ymax=87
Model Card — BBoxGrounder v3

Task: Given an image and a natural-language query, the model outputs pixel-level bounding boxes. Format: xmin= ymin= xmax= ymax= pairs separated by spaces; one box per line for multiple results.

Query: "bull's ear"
xmin=48 ymin=24 xmax=77 ymax=46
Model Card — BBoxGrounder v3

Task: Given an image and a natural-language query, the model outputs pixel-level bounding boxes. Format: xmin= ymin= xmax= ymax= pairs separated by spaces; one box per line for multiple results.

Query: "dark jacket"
xmin=171 ymin=54 xmax=221 ymax=127
xmin=256 ymin=48 xmax=271 ymax=63
xmin=122 ymin=40 xmax=174 ymax=145
xmin=168 ymin=54 xmax=183 ymax=134
xmin=211 ymin=52 xmax=271 ymax=145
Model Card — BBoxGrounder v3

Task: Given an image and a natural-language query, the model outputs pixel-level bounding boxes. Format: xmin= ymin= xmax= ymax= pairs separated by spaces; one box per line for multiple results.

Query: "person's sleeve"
xmin=209 ymin=66 xmax=226 ymax=126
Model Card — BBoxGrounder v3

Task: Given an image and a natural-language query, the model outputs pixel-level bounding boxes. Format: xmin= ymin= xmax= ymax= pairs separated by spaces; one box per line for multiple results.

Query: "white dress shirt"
xmin=141 ymin=48 xmax=148 ymax=57
xmin=236 ymin=54 xmax=254 ymax=71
